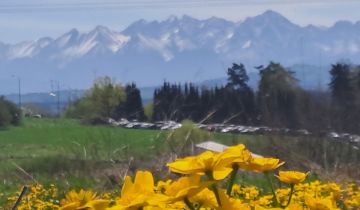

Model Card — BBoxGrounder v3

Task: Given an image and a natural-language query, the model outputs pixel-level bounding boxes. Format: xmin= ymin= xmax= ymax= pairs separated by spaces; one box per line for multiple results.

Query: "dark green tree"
xmin=329 ymin=63 xmax=356 ymax=131
xmin=121 ymin=83 xmax=146 ymax=121
xmin=225 ymin=63 xmax=256 ymax=124
xmin=329 ymin=63 xmax=353 ymax=107
xmin=257 ymin=62 xmax=300 ymax=128
xmin=226 ymin=63 xmax=250 ymax=90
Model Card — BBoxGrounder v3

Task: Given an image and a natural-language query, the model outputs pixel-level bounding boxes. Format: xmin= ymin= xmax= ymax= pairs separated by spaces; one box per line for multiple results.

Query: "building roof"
xmin=196 ymin=141 xmax=229 ymax=152
xmin=195 ymin=141 xmax=262 ymax=157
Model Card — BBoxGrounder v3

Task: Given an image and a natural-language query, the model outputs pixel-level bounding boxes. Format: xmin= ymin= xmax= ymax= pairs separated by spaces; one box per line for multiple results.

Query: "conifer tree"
xmin=123 ymin=83 xmax=146 ymax=121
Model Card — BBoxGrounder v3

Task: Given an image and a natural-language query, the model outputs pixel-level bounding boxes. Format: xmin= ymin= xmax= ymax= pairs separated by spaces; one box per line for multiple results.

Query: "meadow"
xmin=0 ymin=118 xmax=359 ymax=206
xmin=0 ymin=119 xmax=266 ymax=204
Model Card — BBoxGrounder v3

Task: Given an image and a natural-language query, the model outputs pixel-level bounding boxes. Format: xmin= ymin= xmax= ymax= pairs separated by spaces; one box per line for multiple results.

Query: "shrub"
xmin=167 ymin=119 xmax=211 ymax=156
xmin=0 ymin=96 xmax=21 ymax=127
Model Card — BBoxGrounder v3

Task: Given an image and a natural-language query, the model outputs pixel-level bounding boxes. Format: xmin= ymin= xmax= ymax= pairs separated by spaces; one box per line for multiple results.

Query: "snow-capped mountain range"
xmin=1 ymin=10 xmax=360 ymax=93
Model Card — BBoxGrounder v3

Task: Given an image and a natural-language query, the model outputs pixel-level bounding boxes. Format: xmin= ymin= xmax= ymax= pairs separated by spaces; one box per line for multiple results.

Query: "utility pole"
xmin=17 ymin=77 xmax=21 ymax=109
xmin=57 ymin=81 xmax=60 ymax=117
xmin=12 ymin=75 xmax=21 ymax=109
xmin=300 ymin=36 xmax=305 ymax=84
xmin=50 ymin=80 xmax=61 ymax=117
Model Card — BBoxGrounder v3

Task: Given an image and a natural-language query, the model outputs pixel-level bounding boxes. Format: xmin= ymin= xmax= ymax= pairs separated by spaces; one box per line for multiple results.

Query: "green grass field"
xmin=0 ymin=118 xmax=268 ymax=169
xmin=0 ymin=118 xmax=168 ymax=203
xmin=0 ymin=118 xmax=273 ymax=203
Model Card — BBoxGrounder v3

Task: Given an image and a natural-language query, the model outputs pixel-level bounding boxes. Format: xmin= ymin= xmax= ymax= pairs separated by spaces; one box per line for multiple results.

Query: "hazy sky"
xmin=1 ymin=0 xmax=360 ymax=43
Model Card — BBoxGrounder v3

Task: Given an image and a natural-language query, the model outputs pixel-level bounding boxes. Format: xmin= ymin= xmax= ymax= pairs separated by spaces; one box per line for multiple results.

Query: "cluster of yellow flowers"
xmin=6 ymin=184 xmax=60 ymax=209
xmin=7 ymin=144 xmax=360 ymax=209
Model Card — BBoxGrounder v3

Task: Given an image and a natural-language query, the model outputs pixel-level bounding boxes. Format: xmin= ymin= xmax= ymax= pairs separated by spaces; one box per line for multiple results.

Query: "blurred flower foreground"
xmin=7 ymin=144 xmax=360 ymax=210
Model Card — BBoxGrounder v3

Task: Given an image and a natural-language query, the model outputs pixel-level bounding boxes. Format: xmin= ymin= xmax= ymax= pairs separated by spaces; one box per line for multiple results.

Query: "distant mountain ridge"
xmin=0 ymin=10 xmax=358 ymax=93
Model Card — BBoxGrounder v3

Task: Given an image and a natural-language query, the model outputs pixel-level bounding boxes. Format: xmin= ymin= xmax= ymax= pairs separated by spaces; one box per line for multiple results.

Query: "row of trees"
xmin=0 ymin=96 xmax=21 ymax=127
xmin=152 ymin=78 xmax=256 ymax=123
xmin=152 ymin=63 xmax=307 ymax=128
xmin=66 ymin=61 xmax=360 ymax=134
xmin=152 ymin=62 xmax=360 ymax=133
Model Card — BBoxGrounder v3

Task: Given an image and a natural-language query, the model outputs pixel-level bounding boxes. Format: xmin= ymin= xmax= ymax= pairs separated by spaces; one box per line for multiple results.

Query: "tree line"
xmin=65 ymin=61 xmax=360 ymax=134
xmin=152 ymin=62 xmax=303 ymax=127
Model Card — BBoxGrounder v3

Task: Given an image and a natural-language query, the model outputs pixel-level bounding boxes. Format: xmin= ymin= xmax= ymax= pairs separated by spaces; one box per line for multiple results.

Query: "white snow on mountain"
xmin=58 ymin=26 xmax=130 ymax=59
xmin=242 ymin=40 xmax=252 ymax=49
xmin=137 ymin=34 xmax=174 ymax=61
xmin=6 ymin=41 xmax=37 ymax=59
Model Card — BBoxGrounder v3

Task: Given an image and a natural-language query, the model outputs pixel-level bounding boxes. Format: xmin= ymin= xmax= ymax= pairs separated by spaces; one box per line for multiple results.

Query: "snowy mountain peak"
xmin=55 ymin=28 xmax=80 ymax=48
xmin=180 ymin=15 xmax=198 ymax=22
xmin=68 ymin=28 xmax=80 ymax=35
xmin=59 ymin=25 xmax=130 ymax=58
xmin=87 ymin=25 xmax=116 ymax=41
xmin=90 ymin=25 xmax=115 ymax=37
xmin=206 ymin=16 xmax=229 ymax=24
xmin=243 ymin=10 xmax=297 ymax=28
xmin=261 ymin=10 xmax=288 ymax=20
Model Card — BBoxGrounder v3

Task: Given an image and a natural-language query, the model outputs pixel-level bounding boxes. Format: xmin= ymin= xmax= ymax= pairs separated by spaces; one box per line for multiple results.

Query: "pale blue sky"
xmin=0 ymin=0 xmax=360 ymax=43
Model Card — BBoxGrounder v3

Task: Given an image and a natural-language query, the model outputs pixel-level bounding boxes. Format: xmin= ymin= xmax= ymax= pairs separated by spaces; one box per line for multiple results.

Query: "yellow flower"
xmin=164 ymin=175 xmax=211 ymax=202
xmin=220 ymin=144 xmax=252 ymax=165
xmin=240 ymin=186 xmax=260 ymax=200
xmin=324 ymin=183 xmax=342 ymax=200
xmin=155 ymin=180 xmax=172 ymax=193
xmin=110 ymin=170 xmax=161 ymax=210
xmin=79 ymin=200 xmax=110 ymax=210
xmin=217 ymin=190 xmax=251 ymax=210
xmin=190 ymin=188 xmax=218 ymax=208
xmin=60 ymin=189 xmax=109 ymax=210
xmin=305 ymin=196 xmax=339 ymax=210
xmin=254 ymin=205 xmax=283 ymax=210
xmin=231 ymin=184 xmax=241 ymax=195
xmin=167 ymin=151 xmax=233 ymax=180
xmin=285 ymin=203 xmax=304 ymax=210
xmin=276 ymin=171 xmax=309 ymax=185
xmin=240 ymin=157 xmax=284 ymax=173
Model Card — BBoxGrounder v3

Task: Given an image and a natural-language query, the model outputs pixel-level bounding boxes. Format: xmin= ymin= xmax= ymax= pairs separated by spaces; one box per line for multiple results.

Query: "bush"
xmin=167 ymin=119 xmax=211 ymax=156
xmin=0 ymin=96 xmax=21 ymax=127
xmin=144 ymin=102 xmax=154 ymax=121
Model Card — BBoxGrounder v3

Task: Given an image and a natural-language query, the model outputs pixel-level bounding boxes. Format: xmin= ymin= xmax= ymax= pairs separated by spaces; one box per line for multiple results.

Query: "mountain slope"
xmin=0 ymin=10 xmax=359 ymax=93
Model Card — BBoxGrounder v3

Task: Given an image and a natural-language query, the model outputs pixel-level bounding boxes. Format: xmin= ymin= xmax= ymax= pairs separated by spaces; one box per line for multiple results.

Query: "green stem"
xmin=285 ymin=184 xmax=295 ymax=207
xmin=226 ymin=165 xmax=239 ymax=195
xmin=184 ymin=197 xmax=196 ymax=210
xmin=211 ymin=184 xmax=222 ymax=207
xmin=206 ymin=172 xmax=222 ymax=207
xmin=264 ymin=172 xmax=279 ymax=206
